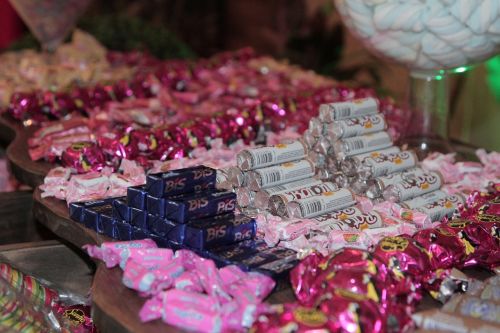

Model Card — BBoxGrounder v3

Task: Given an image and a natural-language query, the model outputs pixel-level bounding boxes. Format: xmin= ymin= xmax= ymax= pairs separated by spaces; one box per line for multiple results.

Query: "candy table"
xmin=32 ymin=187 xmax=298 ymax=333
xmin=31 ymin=185 xmax=496 ymax=333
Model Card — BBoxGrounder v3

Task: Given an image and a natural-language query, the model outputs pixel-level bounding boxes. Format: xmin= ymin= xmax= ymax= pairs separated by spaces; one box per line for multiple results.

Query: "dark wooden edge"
xmin=0 ymin=114 xmax=54 ymax=188
xmin=91 ymin=262 xmax=296 ymax=333
xmin=32 ymin=187 xmax=111 ymax=249
xmin=92 ymin=264 xmax=170 ymax=333
xmin=31 ymin=187 xmax=296 ymax=333
xmin=0 ymin=240 xmax=62 ymax=252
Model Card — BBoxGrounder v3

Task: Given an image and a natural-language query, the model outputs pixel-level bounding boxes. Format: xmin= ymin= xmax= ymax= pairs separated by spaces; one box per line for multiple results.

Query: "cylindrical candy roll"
xmin=286 ymin=188 xmax=355 ymax=218
xmin=313 ymin=207 xmax=384 ymax=231
xmin=383 ymin=171 xmax=444 ymax=202
xmin=253 ymin=178 xmax=322 ymax=209
xmin=366 ymin=172 xmax=405 ymax=199
xmin=247 ymin=159 xmax=315 ymax=191
xmin=302 ymin=129 xmax=317 ymax=150
xmin=227 ymin=166 xmax=248 ymax=187
xmin=308 ymin=117 xmax=324 ymax=137
xmin=357 ymin=150 xmax=418 ymax=180
xmin=316 ymin=168 xmax=335 ymax=181
xmin=308 ymin=151 xmax=326 ymax=168
xmin=340 ymin=146 xmax=400 ymax=176
xmin=318 ymin=97 xmax=378 ymax=122
xmin=325 ymin=113 xmax=386 ymax=141
xmin=269 ymin=181 xmax=339 ymax=217
xmin=332 ymin=172 xmax=354 ymax=188
xmin=415 ymin=194 xmax=466 ymax=222
xmin=400 ymin=190 xmax=448 ymax=209
xmin=236 ymin=187 xmax=256 ymax=208
xmin=237 ymin=140 xmax=307 ymax=171
xmin=350 ymin=178 xmax=369 ymax=194
xmin=215 ymin=168 xmax=233 ymax=190
xmin=326 ymin=156 xmax=340 ymax=172
xmin=333 ymin=131 xmax=393 ymax=159
xmin=313 ymin=137 xmax=331 ymax=155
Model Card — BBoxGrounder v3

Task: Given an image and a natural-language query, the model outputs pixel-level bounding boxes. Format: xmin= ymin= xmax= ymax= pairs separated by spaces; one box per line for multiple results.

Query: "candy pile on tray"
xmin=85 ymin=239 xmax=276 ymax=332
xmin=0 ymin=263 xmax=96 ymax=332
xmin=10 ymin=47 xmax=414 ymax=172
xmin=251 ymin=185 xmax=500 ymax=332
xmin=70 ymin=165 xmax=299 ymax=279
xmin=0 ymin=30 xmax=153 ymax=107
xmin=414 ymin=275 xmax=500 ymax=331
xmin=227 ymin=98 xmax=470 ymax=255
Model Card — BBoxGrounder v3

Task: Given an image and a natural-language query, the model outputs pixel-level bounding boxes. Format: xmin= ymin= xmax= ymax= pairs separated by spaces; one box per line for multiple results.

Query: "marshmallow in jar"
xmin=334 ymin=0 xmax=500 ymax=70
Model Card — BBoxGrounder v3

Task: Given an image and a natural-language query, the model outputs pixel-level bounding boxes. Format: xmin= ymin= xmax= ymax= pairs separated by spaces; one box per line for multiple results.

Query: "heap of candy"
xmin=228 ymin=98 xmax=467 ymax=254
xmin=40 ymin=138 xmax=252 ymax=203
xmin=251 ymin=185 xmax=500 ymax=332
xmin=0 ymin=30 xmax=152 ymax=107
xmin=13 ymin=48 xmax=411 ymax=171
xmin=70 ymin=165 xmax=299 ymax=279
xmin=0 ymin=263 xmax=96 ymax=332
xmin=85 ymin=240 xmax=277 ymax=333
xmin=414 ymin=275 xmax=500 ymax=331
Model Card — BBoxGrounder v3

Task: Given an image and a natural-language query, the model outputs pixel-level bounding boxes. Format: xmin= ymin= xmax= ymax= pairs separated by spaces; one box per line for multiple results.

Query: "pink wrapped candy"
xmin=61 ymin=141 xmax=106 ymax=173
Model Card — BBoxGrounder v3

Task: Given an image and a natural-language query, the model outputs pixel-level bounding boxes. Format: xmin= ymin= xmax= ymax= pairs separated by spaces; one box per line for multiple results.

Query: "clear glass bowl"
xmin=334 ymin=0 xmax=500 ymax=155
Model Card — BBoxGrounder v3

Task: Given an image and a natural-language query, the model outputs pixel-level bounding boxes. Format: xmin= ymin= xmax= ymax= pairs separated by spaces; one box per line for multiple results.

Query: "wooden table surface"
xmin=32 ymin=187 xmax=296 ymax=333
xmin=0 ymin=114 xmax=53 ymax=189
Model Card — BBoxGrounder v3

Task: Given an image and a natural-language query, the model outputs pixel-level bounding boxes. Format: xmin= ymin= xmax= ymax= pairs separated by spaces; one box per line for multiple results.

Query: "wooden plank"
xmin=92 ymin=264 xmax=170 ymax=333
xmin=32 ymin=177 xmax=492 ymax=333
xmin=32 ymin=187 xmax=111 ymax=248
xmin=92 ymin=262 xmax=296 ymax=333
xmin=0 ymin=191 xmax=54 ymax=244
xmin=0 ymin=114 xmax=53 ymax=188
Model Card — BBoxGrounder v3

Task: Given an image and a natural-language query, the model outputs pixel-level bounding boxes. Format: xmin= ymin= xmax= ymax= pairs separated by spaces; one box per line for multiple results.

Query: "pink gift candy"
xmin=118 ymin=247 xmax=174 ymax=270
xmin=83 ymin=239 xmax=157 ymax=268
xmin=140 ymin=289 xmax=223 ymax=333
xmin=328 ymin=230 xmax=373 ymax=251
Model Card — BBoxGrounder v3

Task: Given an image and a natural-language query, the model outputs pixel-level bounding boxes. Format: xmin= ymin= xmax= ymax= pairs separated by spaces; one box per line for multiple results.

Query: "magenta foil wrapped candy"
xmin=61 ymin=141 xmax=106 ymax=173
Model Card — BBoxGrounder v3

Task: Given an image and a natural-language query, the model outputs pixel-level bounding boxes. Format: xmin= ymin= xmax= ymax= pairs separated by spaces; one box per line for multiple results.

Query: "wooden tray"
xmin=32 ymin=187 xmax=495 ymax=333
xmin=32 ymin=187 xmax=111 ymax=248
xmin=32 ymin=187 xmax=295 ymax=332
xmin=0 ymin=114 xmax=53 ymax=188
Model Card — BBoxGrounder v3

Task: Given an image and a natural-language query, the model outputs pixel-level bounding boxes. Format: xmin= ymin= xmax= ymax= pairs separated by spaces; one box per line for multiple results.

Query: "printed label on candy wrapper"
xmin=164 ymin=190 xmax=236 ymax=223
xmin=237 ymin=140 xmax=307 ymax=171
xmin=351 ymin=146 xmax=401 ymax=164
xmin=261 ymin=178 xmax=322 ymax=196
xmin=374 ymin=173 xmax=405 ymax=188
xmin=255 ymin=178 xmax=323 ymax=210
xmin=327 ymin=114 xmax=386 ymax=139
xmin=415 ymin=194 xmax=465 ymax=222
xmin=248 ymin=159 xmax=315 ymax=191
xmin=329 ymin=231 xmax=373 ymax=251
xmin=184 ymin=214 xmax=256 ymax=250
xmin=401 ymin=190 xmax=448 ymax=209
xmin=270 ymin=182 xmax=338 ymax=216
xmin=387 ymin=171 xmax=443 ymax=202
xmin=361 ymin=151 xmax=418 ymax=179
xmin=287 ymin=188 xmax=356 ymax=219
xmin=319 ymin=97 xmax=378 ymax=122
xmin=313 ymin=207 xmax=383 ymax=231
xmin=146 ymin=165 xmax=216 ymax=197
xmin=337 ymin=131 xmax=393 ymax=157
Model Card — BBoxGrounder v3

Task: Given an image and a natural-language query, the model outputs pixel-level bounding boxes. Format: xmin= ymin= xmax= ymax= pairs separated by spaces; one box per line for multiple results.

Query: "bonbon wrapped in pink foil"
xmin=412 ymin=227 xmax=465 ymax=270
xmin=61 ymin=142 xmax=106 ymax=173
